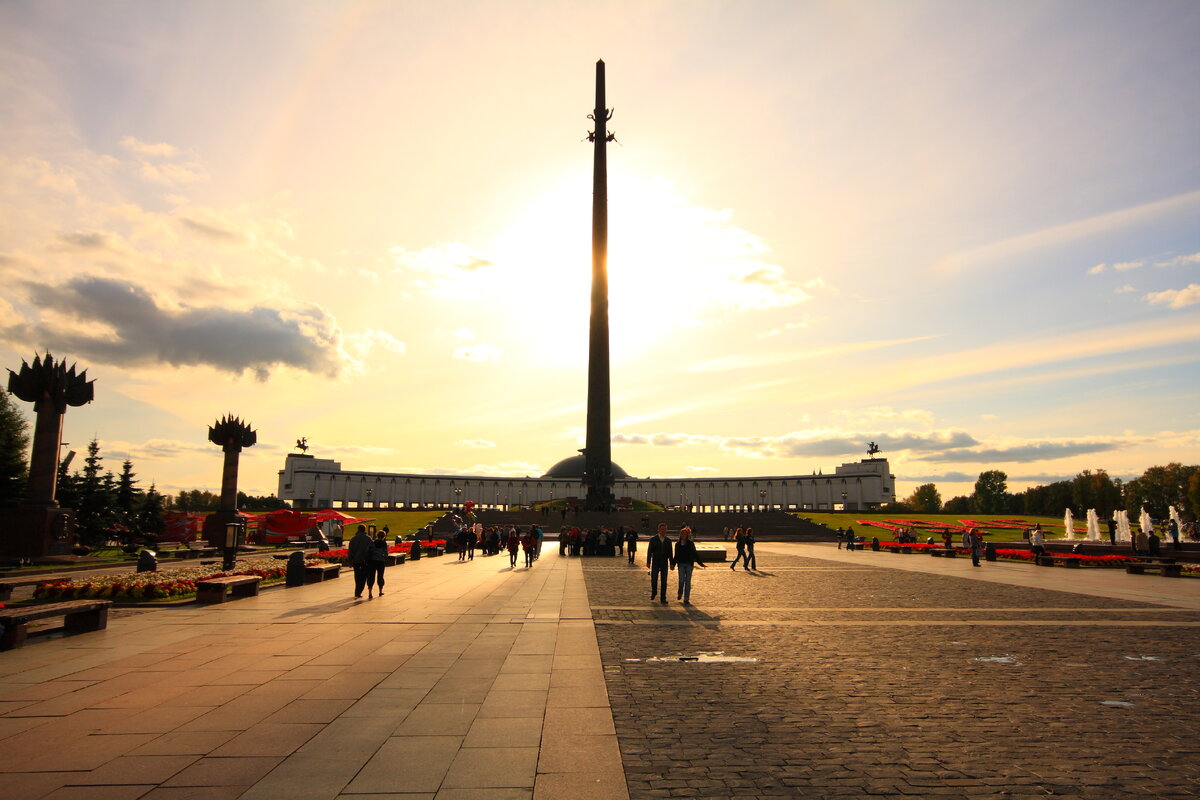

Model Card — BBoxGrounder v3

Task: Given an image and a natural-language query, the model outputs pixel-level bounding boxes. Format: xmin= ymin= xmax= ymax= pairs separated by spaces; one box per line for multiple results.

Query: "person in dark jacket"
xmin=347 ymin=525 xmax=373 ymax=598
xmin=367 ymin=530 xmax=389 ymax=597
xmin=646 ymin=524 xmax=674 ymax=605
xmin=673 ymin=526 xmax=706 ymax=604
xmin=744 ymin=527 xmax=757 ymax=571
xmin=625 ymin=527 xmax=639 ymax=564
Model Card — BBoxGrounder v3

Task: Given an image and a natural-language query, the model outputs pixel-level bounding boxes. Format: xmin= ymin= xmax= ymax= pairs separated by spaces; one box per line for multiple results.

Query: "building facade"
xmin=278 ymin=453 xmax=895 ymax=512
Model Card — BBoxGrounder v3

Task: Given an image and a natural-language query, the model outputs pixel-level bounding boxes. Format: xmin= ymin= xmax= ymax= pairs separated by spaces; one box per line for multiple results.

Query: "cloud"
xmin=758 ymin=319 xmax=809 ymax=338
xmin=138 ymin=161 xmax=205 ymax=185
xmin=391 ymin=243 xmax=492 ymax=275
xmin=57 ymin=231 xmax=110 ymax=250
xmin=0 ymin=275 xmax=347 ymax=379
xmin=459 ymin=439 xmax=496 ymax=449
xmin=120 ymin=136 xmax=178 ymax=158
xmin=1114 ymin=284 xmax=1135 ymax=294
xmin=453 ymin=343 xmax=500 ymax=362
xmin=898 ymin=471 xmax=977 ymax=483
xmin=830 ymin=406 xmax=936 ymax=428
xmin=1113 ymin=260 xmax=1143 ymax=271
xmin=178 ymin=215 xmax=244 ymax=242
xmin=611 ymin=428 xmax=978 ymax=460
xmin=1144 ymin=284 xmax=1200 ymax=309
xmin=1155 ymin=252 xmax=1200 ymax=268
xmin=922 ymin=441 xmax=1122 ymax=463
xmin=936 ymin=188 xmax=1200 ymax=273
xmin=1088 ymin=263 xmax=1106 ymax=275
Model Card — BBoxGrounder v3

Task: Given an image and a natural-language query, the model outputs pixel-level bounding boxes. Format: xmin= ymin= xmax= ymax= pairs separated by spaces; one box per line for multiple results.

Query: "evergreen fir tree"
xmin=0 ymin=389 xmax=30 ymax=507
xmin=138 ymin=483 xmax=167 ymax=537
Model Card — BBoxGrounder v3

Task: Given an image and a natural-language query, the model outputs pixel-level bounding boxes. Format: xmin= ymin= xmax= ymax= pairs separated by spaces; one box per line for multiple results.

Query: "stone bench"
xmin=695 ymin=545 xmax=727 ymax=563
xmin=1126 ymin=562 xmax=1182 ymax=578
xmin=0 ymin=574 xmax=69 ymax=602
xmin=196 ymin=575 xmax=262 ymax=604
xmin=305 ymin=563 xmax=342 ymax=583
xmin=884 ymin=546 xmax=915 ymax=554
xmin=929 ymin=548 xmax=959 ymax=558
xmin=0 ymin=600 xmax=111 ymax=650
xmin=1035 ymin=554 xmax=1082 ymax=568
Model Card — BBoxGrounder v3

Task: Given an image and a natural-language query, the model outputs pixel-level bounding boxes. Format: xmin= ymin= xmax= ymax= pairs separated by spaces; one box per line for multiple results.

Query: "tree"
xmin=116 ymin=460 xmax=141 ymax=516
xmin=1188 ymin=469 xmax=1200 ymax=519
xmin=73 ymin=439 xmax=117 ymax=546
xmin=972 ymin=470 xmax=1008 ymax=514
xmin=138 ymin=483 xmax=167 ymax=538
xmin=0 ymin=389 xmax=30 ymax=507
xmin=1124 ymin=463 xmax=1197 ymax=518
xmin=904 ymin=483 xmax=942 ymax=513
xmin=943 ymin=495 xmax=971 ymax=514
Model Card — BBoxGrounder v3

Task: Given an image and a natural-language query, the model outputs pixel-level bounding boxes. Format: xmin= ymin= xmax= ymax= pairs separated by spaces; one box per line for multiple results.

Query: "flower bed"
xmin=314 ymin=540 xmax=446 ymax=561
xmin=30 ymin=557 xmax=321 ymax=602
xmin=875 ymin=541 xmax=1135 ymax=566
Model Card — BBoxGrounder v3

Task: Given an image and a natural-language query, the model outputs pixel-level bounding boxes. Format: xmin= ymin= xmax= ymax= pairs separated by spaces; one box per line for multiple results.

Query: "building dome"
xmin=542 ymin=454 xmax=630 ymax=480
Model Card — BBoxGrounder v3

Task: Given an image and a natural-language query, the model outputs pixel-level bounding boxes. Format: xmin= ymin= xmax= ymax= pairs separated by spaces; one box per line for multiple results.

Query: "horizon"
xmin=2 ymin=1 xmax=1198 ymax=502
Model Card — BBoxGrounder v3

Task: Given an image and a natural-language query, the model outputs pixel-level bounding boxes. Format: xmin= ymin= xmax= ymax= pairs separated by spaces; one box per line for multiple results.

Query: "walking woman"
xmin=507 ymin=527 xmax=521 ymax=568
xmin=367 ymin=529 xmax=389 ymax=597
xmin=625 ymin=527 xmax=639 ymax=564
xmin=730 ymin=527 xmax=748 ymax=570
xmin=744 ymin=527 xmax=757 ymax=571
xmin=673 ymin=526 xmax=706 ymax=604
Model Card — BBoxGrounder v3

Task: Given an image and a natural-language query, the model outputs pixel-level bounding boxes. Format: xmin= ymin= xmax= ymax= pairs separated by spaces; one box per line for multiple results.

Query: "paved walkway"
xmin=0 ymin=550 xmax=627 ymax=800
xmin=3 ymin=542 xmax=1199 ymax=799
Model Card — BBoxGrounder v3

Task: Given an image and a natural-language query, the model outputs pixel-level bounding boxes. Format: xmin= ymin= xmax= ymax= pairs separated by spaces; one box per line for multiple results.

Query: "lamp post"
xmin=841 ymin=490 xmax=848 ymax=511
xmin=759 ymin=489 xmax=767 ymax=512
xmin=365 ymin=488 xmax=373 ymax=509
xmin=223 ymin=521 xmax=241 ymax=571
xmin=454 ymin=487 xmax=462 ymax=510
xmin=307 ymin=489 xmax=315 ymax=509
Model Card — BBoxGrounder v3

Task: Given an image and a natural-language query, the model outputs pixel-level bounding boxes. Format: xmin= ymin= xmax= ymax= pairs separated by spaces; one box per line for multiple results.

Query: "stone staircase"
xmin=470 ymin=509 xmax=832 ymax=541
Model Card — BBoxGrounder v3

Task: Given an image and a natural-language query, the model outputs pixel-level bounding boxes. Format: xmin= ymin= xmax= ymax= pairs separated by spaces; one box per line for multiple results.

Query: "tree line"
xmin=901 ymin=464 xmax=1200 ymax=519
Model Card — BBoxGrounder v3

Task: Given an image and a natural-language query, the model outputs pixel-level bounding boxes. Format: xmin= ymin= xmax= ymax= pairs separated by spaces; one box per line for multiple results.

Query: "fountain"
xmin=1063 ymin=508 xmax=1076 ymax=540
xmin=1086 ymin=508 xmax=1101 ymax=542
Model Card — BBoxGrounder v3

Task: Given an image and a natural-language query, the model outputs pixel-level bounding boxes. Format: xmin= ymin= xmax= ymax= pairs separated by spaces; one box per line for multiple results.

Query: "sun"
xmin=481 ymin=168 xmax=783 ymax=368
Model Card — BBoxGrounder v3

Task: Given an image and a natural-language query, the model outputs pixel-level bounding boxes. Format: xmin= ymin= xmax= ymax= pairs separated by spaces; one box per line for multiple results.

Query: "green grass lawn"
xmin=795 ymin=512 xmax=1079 ymax=542
xmin=337 ymin=509 xmax=445 ymax=536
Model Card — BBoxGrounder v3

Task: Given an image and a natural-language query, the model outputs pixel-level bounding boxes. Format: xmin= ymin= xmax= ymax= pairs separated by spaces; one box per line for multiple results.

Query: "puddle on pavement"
xmin=1100 ymin=700 xmax=1136 ymax=708
xmin=973 ymin=655 xmax=1022 ymax=665
xmin=625 ymin=651 xmax=759 ymax=664
xmin=1123 ymin=655 xmax=1163 ymax=661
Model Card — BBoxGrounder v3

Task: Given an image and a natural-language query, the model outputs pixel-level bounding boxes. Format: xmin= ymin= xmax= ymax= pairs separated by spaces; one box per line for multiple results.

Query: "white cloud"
xmin=1113 ymin=260 xmax=1144 ymax=271
xmin=390 ymin=243 xmax=492 ymax=276
xmin=459 ymin=439 xmax=496 ymax=449
xmin=1144 ymin=284 xmax=1200 ymax=309
xmin=1155 ymin=252 xmax=1200 ymax=268
xmin=344 ymin=328 xmax=406 ymax=364
xmin=1114 ymin=284 xmax=1135 ymax=294
xmin=758 ymin=319 xmax=809 ymax=338
xmin=453 ymin=343 xmax=501 ymax=362
xmin=120 ymin=136 xmax=178 ymax=158
xmin=1088 ymin=263 xmax=1106 ymax=275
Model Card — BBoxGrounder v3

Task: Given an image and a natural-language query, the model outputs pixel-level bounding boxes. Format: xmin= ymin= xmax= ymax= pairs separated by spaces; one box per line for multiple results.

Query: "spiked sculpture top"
xmin=209 ymin=415 xmax=257 ymax=452
xmin=6 ymin=353 xmax=94 ymax=506
xmin=8 ymin=353 xmax=95 ymax=412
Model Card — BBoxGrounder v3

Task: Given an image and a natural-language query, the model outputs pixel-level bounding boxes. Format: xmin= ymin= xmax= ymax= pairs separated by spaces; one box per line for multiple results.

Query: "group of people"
xmin=727 ymin=526 xmax=758 ymax=570
xmin=557 ymin=525 xmax=638 ymax=558
xmin=454 ymin=523 xmax=543 ymax=568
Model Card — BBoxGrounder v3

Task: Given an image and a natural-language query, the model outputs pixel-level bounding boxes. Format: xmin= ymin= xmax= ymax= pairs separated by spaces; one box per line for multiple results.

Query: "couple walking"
xmin=348 ymin=524 xmax=389 ymax=599
xmin=647 ymin=524 xmax=706 ymax=605
xmin=730 ymin=526 xmax=757 ymax=570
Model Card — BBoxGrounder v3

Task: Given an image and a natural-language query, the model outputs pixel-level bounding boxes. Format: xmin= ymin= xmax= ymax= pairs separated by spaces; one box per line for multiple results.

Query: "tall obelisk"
xmin=584 ymin=60 xmax=615 ymax=512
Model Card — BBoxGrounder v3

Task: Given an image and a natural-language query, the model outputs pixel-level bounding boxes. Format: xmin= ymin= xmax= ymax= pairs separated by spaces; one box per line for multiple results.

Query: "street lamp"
xmin=759 ymin=489 xmax=767 ymax=511
xmin=841 ymin=490 xmax=848 ymax=510
xmin=223 ymin=521 xmax=241 ymax=571
xmin=365 ymin=488 xmax=373 ymax=508
xmin=454 ymin=487 xmax=462 ymax=509
xmin=307 ymin=489 xmax=316 ymax=509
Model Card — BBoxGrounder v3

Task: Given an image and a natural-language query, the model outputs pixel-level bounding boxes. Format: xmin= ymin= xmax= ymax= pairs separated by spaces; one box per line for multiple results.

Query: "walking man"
xmin=348 ymin=524 xmax=373 ymax=598
xmin=647 ymin=523 xmax=674 ymax=605
xmin=965 ymin=528 xmax=984 ymax=567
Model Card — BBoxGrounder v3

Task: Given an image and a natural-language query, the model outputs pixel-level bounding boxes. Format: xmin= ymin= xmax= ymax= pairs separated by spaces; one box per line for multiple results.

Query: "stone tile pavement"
xmin=587 ymin=542 xmax=1200 ymax=800
xmin=0 ymin=549 xmax=626 ymax=800
xmin=4 ymin=540 xmax=1199 ymax=799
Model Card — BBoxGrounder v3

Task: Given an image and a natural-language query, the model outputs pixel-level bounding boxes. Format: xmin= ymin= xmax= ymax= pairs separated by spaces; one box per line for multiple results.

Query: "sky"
xmin=1 ymin=0 xmax=1198 ymax=503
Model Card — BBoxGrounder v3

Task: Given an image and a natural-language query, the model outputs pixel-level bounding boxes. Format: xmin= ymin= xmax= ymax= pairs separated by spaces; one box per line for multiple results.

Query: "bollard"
xmin=136 ymin=549 xmax=158 ymax=573
xmin=985 ymin=543 xmax=998 ymax=562
xmin=286 ymin=551 xmax=306 ymax=587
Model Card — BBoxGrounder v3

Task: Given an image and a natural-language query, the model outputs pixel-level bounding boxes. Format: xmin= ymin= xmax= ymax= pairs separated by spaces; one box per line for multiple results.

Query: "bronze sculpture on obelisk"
xmin=583 ymin=59 xmax=617 ymax=512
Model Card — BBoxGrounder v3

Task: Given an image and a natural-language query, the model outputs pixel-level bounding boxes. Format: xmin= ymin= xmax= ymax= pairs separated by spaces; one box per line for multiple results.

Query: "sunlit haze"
xmin=2 ymin=1 xmax=1198 ymax=501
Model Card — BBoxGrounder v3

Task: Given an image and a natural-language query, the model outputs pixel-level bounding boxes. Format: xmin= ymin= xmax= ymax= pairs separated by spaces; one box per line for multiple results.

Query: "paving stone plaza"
xmin=1 ymin=543 xmax=1198 ymax=799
